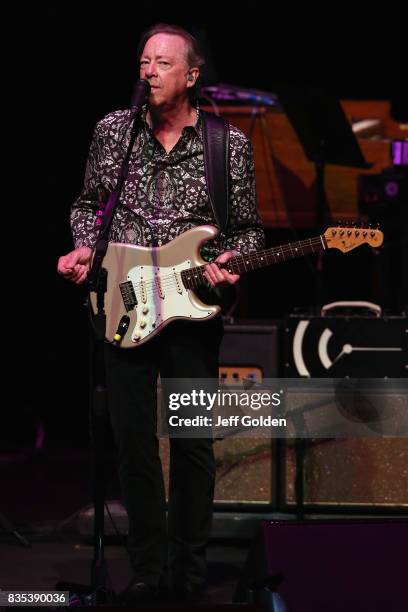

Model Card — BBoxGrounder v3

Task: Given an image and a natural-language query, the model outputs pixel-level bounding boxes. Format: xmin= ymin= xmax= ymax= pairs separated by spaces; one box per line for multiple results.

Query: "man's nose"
xmin=143 ymin=62 xmax=157 ymax=78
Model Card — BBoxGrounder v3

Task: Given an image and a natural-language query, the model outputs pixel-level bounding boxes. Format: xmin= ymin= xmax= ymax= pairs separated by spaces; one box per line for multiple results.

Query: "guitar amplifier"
xmin=219 ymin=318 xmax=279 ymax=380
xmin=282 ymin=303 xmax=408 ymax=508
xmin=283 ymin=303 xmax=407 ymax=378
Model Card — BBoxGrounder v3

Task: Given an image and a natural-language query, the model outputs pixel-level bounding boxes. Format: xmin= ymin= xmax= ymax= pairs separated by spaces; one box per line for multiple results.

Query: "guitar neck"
xmin=182 ymin=234 xmax=326 ymax=289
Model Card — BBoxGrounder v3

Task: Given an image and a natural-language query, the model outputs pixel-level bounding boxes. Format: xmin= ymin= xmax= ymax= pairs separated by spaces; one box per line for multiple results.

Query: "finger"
xmin=211 ymin=264 xmax=227 ymax=283
xmin=75 ymin=269 xmax=88 ymax=285
xmin=215 ymin=251 xmax=239 ymax=264
xmin=71 ymin=265 xmax=86 ymax=282
xmin=204 ymin=269 xmax=216 ymax=286
xmin=221 ymin=271 xmax=240 ymax=284
xmin=60 ymin=259 xmax=78 ymax=276
xmin=213 ymin=268 xmax=240 ymax=286
xmin=57 ymin=257 xmax=72 ymax=275
xmin=205 ymin=264 xmax=224 ymax=285
xmin=61 ymin=266 xmax=76 ymax=278
xmin=215 ymin=254 xmax=231 ymax=264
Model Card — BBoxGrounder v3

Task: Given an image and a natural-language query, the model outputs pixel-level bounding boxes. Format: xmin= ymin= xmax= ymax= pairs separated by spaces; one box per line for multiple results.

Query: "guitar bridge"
xmin=119 ymin=281 xmax=138 ymax=312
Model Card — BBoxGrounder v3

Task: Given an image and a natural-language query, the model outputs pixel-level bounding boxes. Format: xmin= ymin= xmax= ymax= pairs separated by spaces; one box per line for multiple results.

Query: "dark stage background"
xmin=6 ymin=3 xmax=406 ymax=449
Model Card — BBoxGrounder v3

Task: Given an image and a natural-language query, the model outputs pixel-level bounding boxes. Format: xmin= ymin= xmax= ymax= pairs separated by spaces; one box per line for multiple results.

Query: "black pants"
xmin=104 ymin=317 xmax=223 ymax=588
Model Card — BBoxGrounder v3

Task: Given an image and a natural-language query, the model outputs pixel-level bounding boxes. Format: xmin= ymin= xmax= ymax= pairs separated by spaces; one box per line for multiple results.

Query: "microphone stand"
xmin=57 ymin=81 xmax=149 ymax=604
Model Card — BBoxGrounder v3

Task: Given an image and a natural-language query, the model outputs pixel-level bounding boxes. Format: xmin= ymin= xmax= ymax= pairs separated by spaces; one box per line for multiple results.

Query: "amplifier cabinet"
xmin=282 ymin=314 xmax=408 ymax=508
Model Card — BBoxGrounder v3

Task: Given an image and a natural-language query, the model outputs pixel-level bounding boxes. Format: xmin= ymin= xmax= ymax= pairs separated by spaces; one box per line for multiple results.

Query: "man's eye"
xmin=159 ymin=61 xmax=169 ymax=66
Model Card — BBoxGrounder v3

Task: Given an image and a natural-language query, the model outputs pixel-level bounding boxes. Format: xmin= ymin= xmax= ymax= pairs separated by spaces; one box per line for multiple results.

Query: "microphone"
xmin=130 ymin=79 xmax=151 ymax=114
xmin=113 ymin=315 xmax=130 ymax=346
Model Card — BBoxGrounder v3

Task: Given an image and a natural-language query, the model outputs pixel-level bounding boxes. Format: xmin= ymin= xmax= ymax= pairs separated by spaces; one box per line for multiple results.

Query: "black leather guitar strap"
xmin=201 ymin=111 xmax=230 ymax=233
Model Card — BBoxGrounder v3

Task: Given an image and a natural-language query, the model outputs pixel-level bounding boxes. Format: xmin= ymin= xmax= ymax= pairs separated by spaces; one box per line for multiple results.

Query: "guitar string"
xmin=117 ymin=230 xmax=379 ymax=319
xmin=128 ymin=236 xmax=325 ymax=299
xmin=135 ymin=229 xmax=377 ymax=294
xmin=132 ymin=243 xmax=317 ymax=295
xmin=132 ymin=236 xmax=325 ymax=295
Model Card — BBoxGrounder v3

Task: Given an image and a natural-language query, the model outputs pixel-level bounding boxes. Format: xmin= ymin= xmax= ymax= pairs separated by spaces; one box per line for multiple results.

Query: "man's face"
xmin=140 ymin=33 xmax=192 ymax=109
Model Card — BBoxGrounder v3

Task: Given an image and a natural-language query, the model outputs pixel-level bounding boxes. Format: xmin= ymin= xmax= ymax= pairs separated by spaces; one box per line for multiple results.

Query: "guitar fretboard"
xmin=181 ymin=235 xmax=326 ymax=289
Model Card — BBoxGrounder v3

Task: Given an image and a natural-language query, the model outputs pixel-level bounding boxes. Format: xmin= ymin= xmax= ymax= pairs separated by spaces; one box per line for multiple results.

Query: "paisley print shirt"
xmin=71 ymin=109 xmax=264 ymax=261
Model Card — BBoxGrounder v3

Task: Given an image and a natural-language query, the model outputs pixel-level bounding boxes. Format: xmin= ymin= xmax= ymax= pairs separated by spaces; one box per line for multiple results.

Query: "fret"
xmin=182 ymin=235 xmax=325 ymax=289
xmin=234 ymin=256 xmax=243 ymax=273
xmin=293 ymin=242 xmax=301 ymax=256
xmin=259 ymin=252 xmax=267 ymax=268
xmin=288 ymin=243 xmax=295 ymax=259
xmin=232 ymin=259 xmax=241 ymax=274
xmin=227 ymin=260 xmax=236 ymax=274
xmin=199 ymin=268 xmax=205 ymax=285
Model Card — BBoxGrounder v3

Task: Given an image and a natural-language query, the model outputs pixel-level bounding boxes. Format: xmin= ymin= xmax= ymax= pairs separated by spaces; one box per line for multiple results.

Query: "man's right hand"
xmin=57 ymin=246 xmax=92 ymax=284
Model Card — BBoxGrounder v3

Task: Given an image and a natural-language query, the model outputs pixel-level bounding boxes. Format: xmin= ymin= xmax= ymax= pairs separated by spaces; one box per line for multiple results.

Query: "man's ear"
xmin=186 ymin=67 xmax=199 ymax=86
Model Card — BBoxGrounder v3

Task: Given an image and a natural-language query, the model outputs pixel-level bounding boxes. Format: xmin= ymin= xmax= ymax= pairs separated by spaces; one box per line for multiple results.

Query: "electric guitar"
xmin=89 ymin=224 xmax=384 ymax=348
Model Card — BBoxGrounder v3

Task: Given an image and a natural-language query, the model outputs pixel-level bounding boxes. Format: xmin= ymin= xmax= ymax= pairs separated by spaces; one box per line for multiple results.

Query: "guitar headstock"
xmin=324 ymin=223 xmax=384 ymax=252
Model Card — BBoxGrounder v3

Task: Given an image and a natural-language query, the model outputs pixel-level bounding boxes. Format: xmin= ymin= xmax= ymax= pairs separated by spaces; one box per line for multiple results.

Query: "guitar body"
xmin=89 ymin=225 xmax=220 ymax=348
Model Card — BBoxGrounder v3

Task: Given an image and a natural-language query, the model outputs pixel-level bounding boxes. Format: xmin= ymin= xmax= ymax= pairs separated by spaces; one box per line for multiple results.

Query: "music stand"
xmin=276 ymin=85 xmax=371 ymax=225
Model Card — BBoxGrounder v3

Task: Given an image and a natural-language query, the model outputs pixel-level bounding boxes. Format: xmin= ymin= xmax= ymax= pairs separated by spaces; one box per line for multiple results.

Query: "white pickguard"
xmin=127 ymin=259 xmax=215 ymax=344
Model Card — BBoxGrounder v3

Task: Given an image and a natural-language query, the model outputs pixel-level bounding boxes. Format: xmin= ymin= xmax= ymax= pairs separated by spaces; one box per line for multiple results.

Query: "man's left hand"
xmin=204 ymin=251 xmax=240 ymax=287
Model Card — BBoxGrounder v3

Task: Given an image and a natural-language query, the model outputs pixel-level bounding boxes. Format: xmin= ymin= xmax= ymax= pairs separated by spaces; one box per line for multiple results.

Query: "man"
xmin=58 ymin=23 xmax=264 ymax=603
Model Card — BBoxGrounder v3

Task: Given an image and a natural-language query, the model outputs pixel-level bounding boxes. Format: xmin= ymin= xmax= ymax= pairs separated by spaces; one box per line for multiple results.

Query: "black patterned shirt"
xmin=71 ymin=109 xmax=264 ymax=261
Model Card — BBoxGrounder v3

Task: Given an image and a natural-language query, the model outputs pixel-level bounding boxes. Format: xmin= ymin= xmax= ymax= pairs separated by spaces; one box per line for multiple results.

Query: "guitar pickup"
xmin=154 ymin=276 xmax=165 ymax=299
xmin=119 ymin=281 xmax=138 ymax=312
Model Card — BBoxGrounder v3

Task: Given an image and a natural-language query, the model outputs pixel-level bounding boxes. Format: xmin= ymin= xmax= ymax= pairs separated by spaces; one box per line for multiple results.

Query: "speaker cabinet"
xmin=281 ymin=314 xmax=408 ymax=508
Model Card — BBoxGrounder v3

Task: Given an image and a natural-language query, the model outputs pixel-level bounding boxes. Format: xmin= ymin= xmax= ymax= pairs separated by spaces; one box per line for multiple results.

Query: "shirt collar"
xmin=141 ymin=106 xmax=202 ymax=139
